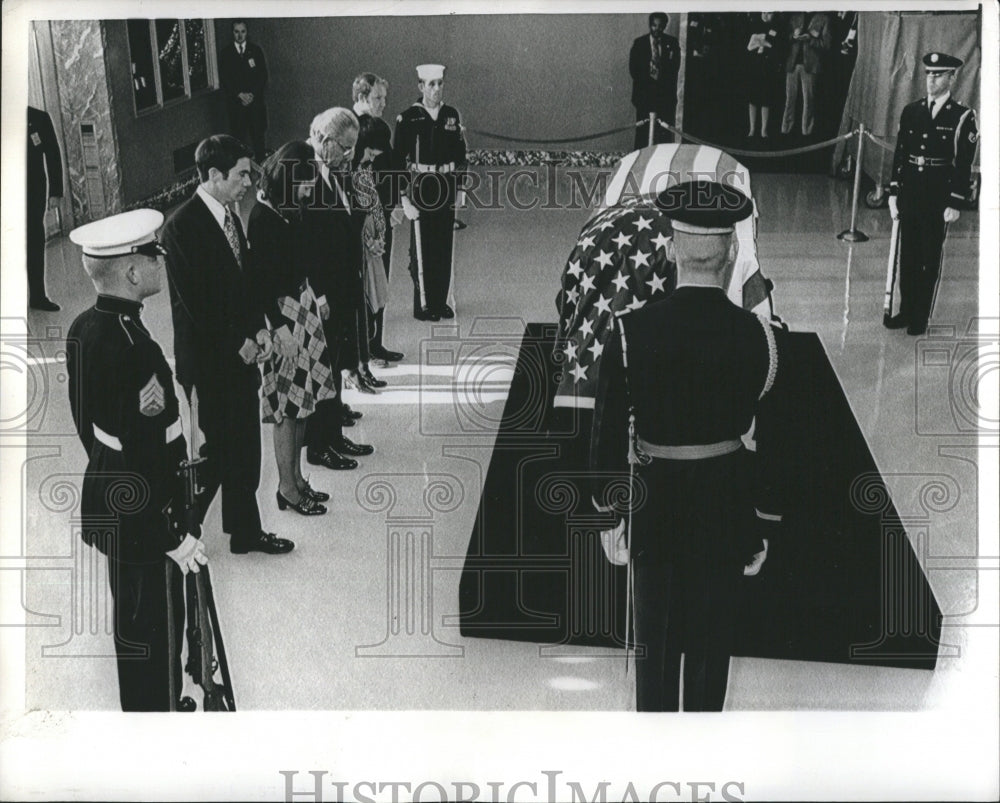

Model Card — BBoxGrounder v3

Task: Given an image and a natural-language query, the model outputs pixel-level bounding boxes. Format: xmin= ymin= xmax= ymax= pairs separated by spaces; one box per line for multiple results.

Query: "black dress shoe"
xmin=436 ymin=305 xmax=455 ymax=319
xmin=884 ymin=313 xmax=908 ymax=330
xmin=230 ymin=531 xmax=295 ymax=555
xmin=306 ymin=448 xmax=358 ymax=470
xmin=341 ymin=412 xmax=356 ymax=427
xmin=370 ymin=345 xmax=405 ymax=363
xmin=333 ymin=436 xmax=374 ymax=456
xmin=276 ymin=490 xmax=327 ymax=515
xmin=176 ymin=696 xmax=197 ymax=712
xmin=346 ymin=370 xmax=377 ymax=394
xmin=361 ymin=366 xmax=388 ymax=388
xmin=906 ymin=323 xmax=927 ymax=336
xmin=415 ymin=308 xmax=441 ymax=321
xmin=301 ymin=483 xmax=330 ymax=502
xmin=30 ymin=298 xmax=60 ymax=312
xmin=343 ymin=404 xmax=363 ymax=420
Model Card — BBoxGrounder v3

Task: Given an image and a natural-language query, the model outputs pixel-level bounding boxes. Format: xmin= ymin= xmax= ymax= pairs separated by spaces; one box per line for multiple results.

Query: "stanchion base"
xmin=837 ymin=229 xmax=869 ymax=243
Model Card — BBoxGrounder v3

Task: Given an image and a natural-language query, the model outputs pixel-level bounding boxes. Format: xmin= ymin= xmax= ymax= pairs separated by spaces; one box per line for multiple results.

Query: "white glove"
xmin=255 ymin=329 xmax=274 ymax=362
xmin=943 ymin=207 xmax=960 ymax=224
xmin=743 ymin=538 xmax=769 ymax=576
xmin=401 ymin=195 xmax=420 ymax=221
xmin=389 ymin=206 xmax=406 ymax=227
xmin=888 ymin=195 xmax=899 ymax=220
xmin=456 ymin=190 xmax=467 ymax=209
xmin=166 ymin=534 xmax=208 ymax=575
xmin=273 ymin=326 xmax=298 ymax=359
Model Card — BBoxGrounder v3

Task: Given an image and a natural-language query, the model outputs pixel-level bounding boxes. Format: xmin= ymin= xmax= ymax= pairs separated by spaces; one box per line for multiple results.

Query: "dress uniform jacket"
xmin=392 ymin=101 xmax=467 ymax=314
xmin=67 ymin=294 xmax=192 ymax=710
xmin=27 ymin=106 xmax=63 ymax=303
xmin=629 ymin=33 xmax=681 ymax=116
xmin=592 ymin=286 xmax=782 ymax=566
xmin=889 ymin=95 xmax=978 ymax=329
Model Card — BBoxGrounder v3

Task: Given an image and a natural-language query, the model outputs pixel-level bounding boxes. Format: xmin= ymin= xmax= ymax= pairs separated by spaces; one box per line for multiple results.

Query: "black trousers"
xmin=633 ymin=560 xmax=737 ymax=712
xmin=185 ymin=371 xmax=262 ymax=542
xmin=898 ymin=200 xmax=948 ymax=330
xmin=26 ymin=188 xmax=49 ymax=303
xmin=107 ymin=557 xmax=185 ymax=711
xmin=229 ymin=103 xmax=267 ymax=163
xmin=409 ymin=175 xmax=456 ymax=314
xmin=370 ymin=213 xmax=393 ymax=351
xmin=306 ymin=316 xmax=346 ymax=450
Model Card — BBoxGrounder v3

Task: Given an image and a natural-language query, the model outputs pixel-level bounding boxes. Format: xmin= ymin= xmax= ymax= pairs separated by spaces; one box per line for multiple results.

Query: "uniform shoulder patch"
xmin=139 ymin=374 xmax=166 ymax=417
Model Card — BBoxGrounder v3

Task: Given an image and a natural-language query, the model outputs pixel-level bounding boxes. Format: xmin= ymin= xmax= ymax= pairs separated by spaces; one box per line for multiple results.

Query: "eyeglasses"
xmin=321 ymin=134 xmax=355 ymax=156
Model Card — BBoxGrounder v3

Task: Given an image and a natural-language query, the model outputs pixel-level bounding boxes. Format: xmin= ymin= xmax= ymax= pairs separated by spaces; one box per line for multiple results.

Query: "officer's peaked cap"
xmin=923 ymin=52 xmax=963 ymax=72
xmin=654 ymin=180 xmax=753 ymax=235
xmin=70 ymin=209 xmax=164 ymax=257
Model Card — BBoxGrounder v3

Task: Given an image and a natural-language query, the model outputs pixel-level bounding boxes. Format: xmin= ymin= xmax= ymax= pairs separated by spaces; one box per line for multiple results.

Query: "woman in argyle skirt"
xmin=248 ymin=141 xmax=336 ymax=515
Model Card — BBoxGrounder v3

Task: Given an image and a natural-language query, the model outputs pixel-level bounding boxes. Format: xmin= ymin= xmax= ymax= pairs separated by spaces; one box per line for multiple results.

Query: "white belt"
xmin=637 ymin=438 xmax=742 ymax=460
xmin=93 ymin=424 xmax=123 ymax=451
xmin=94 ymin=418 xmax=182 ymax=451
xmin=413 ymin=162 xmax=455 ymax=174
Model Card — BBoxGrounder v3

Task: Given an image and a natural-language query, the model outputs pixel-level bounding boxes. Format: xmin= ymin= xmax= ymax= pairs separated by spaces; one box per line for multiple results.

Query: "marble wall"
xmin=49 ymin=20 xmax=122 ymax=225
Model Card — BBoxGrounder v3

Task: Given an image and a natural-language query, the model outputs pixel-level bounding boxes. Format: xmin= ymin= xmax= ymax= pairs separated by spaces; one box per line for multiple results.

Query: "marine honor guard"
xmin=886 ymin=51 xmax=978 ymax=336
xmin=392 ymin=63 xmax=467 ymax=321
xmin=591 ymin=181 xmax=785 ymax=712
xmin=66 ymin=209 xmax=207 ymax=711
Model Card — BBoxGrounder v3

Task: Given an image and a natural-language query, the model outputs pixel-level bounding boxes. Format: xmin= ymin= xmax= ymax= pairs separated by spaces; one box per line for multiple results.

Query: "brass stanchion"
xmin=648 ymin=112 xmax=656 ymax=148
xmin=838 ymin=123 xmax=869 ymax=242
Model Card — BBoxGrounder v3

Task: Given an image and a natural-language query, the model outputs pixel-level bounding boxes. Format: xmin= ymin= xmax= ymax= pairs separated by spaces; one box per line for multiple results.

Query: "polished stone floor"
xmin=15 ymin=168 xmax=996 ymax=714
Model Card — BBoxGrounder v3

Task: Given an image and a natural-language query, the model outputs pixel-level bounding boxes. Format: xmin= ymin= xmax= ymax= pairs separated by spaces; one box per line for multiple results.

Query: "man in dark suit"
xmin=27 ymin=106 xmax=64 ymax=311
xmin=162 ymin=135 xmax=293 ymax=555
xmin=629 ymin=12 xmax=680 ymax=149
xmin=780 ymin=11 xmax=831 ymax=136
xmin=218 ymin=20 xmax=268 ymax=162
xmin=886 ymin=52 xmax=979 ymax=336
xmin=302 ymin=108 xmax=374 ymax=470
xmin=591 ymin=180 xmax=784 ymax=712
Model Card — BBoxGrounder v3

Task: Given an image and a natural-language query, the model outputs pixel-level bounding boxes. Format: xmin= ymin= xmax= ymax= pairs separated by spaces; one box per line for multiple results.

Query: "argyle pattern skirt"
xmin=261 ymin=281 xmax=337 ymax=423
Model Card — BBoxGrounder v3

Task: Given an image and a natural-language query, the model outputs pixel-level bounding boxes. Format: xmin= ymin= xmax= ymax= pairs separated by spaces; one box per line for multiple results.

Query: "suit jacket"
xmin=162 ymin=192 xmax=263 ymax=389
xmin=218 ymin=41 xmax=268 ymax=124
xmin=629 ymin=33 xmax=680 ymax=112
xmin=784 ymin=12 xmax=831 ymax=74
xmin=27 ymin=106 xmax=63 ymax=204
xmin=301 ymin=173 xmax=364 ymax=319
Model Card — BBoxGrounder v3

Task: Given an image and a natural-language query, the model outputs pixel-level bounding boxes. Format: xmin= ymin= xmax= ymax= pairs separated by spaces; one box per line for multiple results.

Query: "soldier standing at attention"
xmin=886 ymin=52 xmax=978 ymax=336
xmin=392 ymin=63 xmax=467 ymax=321
xmin=66 ymin=209 xmax=207 ymax=711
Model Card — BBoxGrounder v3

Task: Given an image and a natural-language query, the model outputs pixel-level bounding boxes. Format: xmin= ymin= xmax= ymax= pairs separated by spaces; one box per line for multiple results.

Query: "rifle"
xmin=882 ymin=216 xmax=900 ymax=326
xmin=177 ymin=387 xmax=237 ymax=711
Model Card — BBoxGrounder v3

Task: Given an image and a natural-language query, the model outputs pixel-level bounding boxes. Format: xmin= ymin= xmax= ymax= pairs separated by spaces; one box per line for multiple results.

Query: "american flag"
xmin=552 ymin=144 xmax=774 ymax=409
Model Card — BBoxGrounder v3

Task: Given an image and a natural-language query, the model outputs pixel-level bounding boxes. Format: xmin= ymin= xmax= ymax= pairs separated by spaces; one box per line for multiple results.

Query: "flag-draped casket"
xmin=552 ymin=144 xmax=775 ymax=410
xmin=458 ymin=145 xmax=942 ymax=670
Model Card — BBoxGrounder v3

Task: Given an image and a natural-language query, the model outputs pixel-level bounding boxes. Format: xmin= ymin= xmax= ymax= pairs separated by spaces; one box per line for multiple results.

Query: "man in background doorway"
xmin=629 ymin=12 xmax=680 ymax=149
xmin=27 ymin=105 xmax=63 ymax=311
xmin=219 ymin=20 xmax=269 ymax=163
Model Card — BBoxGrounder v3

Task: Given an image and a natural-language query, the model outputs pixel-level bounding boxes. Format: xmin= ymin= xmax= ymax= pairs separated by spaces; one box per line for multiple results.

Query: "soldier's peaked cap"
xmin=923 ymin=52 xmax=963 ymax=72
xmin=654 ymin=180 xmax=753 ymax=235
xmin=416 ymin=64 xmax=445 ymax=81
xmin=70 ymin=209 xmax=165 ymax=257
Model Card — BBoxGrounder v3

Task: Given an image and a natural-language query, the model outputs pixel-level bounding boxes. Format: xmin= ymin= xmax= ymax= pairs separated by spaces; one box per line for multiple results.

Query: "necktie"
xmin=224 ymin=208 xmax=242 ymax=269
xmin=928 ymin=99 xmax=935 ymax=116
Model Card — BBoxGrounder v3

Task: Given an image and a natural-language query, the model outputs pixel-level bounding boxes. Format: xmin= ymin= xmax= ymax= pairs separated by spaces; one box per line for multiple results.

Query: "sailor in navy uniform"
xmin=591 ymin=181 xmax=785 ymax=712
xmin=392 ymin=63 xmax=467 ymax=321
xmin=887 ymin=52 xmax=978 ymax=335
xmin=66 ymin=209 xmax=207 ymax=711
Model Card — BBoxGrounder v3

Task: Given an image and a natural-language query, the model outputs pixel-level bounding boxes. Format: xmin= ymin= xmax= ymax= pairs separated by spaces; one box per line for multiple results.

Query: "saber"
xmin=927 ymin=221 xmax=950 ymax=322
xmin=882 ymin=216 xmax=901 ymax=325
xmin=413 ymin=138 xmax=429 ymax=312
xmin=165 ymin=560 xmax=178 ymax=711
